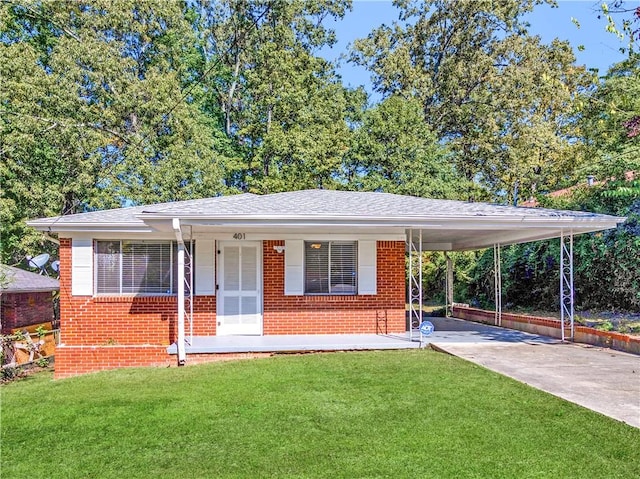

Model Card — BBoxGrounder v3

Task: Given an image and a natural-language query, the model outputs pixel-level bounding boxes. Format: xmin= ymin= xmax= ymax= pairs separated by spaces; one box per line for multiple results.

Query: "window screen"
xmin=304 ymin=241 xmax=357 ymax=295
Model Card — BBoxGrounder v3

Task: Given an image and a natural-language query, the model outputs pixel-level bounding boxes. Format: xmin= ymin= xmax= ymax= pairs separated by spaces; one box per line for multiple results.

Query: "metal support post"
xmin=184 ymin=225 xmax=194 ymax=345
xmin=445 ymin=253 xmax=454 ymax=317
xmin=408 ymin=229 xmax=423 ymax=341
xmin=560 ymin=232 xmax=575 ymax=341
xmin=172 ymin=218 xmax=191 ymax=365
xmin=176 ymin=239 xmax=186 ymax=365
xmin=494 ymin=244 xmax=502 ymax=327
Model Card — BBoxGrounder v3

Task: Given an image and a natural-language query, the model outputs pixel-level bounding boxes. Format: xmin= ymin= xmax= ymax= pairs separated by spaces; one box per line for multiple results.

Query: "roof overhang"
xmin=27 ymin=209 xmax=625 ymax=251
xmin=138 ymin=213 xmax=624 ymax=251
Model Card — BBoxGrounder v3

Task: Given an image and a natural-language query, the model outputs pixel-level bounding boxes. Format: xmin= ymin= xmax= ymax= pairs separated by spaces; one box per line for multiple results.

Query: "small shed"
xmin=0 ymin=265 xmax=59 ymax=334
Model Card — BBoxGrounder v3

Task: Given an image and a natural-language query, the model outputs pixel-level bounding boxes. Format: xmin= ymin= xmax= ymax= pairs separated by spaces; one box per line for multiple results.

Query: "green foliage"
xmin=35 ymin=325 xmax=47 ymax=338
xmin=350 ymin=0 xmax=593 ymax=202
xmin=341 ymin=95 xmax=461 ymax=198
xmin=598 ymin=0 xmax=640 ymax=54
xmin=580 ymin=53 xmax=640 ymax=189
xmin=0 ymin=0 xmax=231 ymax=263
xmin=34 ymin=357 xmax=49 ymax=368
xmin=465 ymin=184 xmax=640 ymax=312
xmin=196 ymin=0 xmax=355 ymax=193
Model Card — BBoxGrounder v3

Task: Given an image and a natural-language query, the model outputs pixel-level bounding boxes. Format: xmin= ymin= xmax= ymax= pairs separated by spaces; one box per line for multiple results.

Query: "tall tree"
xmin=580 ymin=53 xmax=640 ymax=197
xmin=196 ymin=0 xmax=356 ymax=192
xmin=0 ymin=0 xmax=230 ymax=263
xmin=350 ymin=0 xmax=592 ymax=202
xmin=342 ymin=95 xmax=461 ymax=199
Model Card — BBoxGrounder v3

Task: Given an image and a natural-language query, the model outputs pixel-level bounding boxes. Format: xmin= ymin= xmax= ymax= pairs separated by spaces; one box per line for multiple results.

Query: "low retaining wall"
xmin=452 ymin=306 xmax=640 ymax=355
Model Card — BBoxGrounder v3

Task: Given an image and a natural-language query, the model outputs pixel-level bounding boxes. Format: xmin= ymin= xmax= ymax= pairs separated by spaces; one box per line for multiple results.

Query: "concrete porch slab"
xmin=167 ymin=333 xmax=422 ymax=354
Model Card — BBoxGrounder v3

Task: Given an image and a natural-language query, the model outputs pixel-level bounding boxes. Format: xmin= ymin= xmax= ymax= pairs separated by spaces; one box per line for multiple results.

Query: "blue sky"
xmin=321 ymin=0 xmax=634 ymax=94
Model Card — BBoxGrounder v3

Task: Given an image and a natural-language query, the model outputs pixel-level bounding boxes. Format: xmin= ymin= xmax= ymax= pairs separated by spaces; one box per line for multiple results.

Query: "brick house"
xmin=28 ymin=190 xmax=623 ymax=378
xmin=1 ymin=265 xmax=59 ymax=333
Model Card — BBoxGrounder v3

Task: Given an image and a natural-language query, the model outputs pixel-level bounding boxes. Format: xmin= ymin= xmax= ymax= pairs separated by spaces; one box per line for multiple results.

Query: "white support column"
xmin=172 ymin=218 xmax=186 ymax=365
xmin=560 ymin=231 xmax=575 ymax=341
xmin=494 ymin=244 xmax=502 ymax=327
xmin=445 ymin=253 xmax=453 ymax=317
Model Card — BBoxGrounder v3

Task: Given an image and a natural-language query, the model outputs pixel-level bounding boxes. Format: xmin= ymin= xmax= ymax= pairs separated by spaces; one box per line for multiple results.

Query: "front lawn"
xmin=2 ymin=350 xmax=638 ymax=478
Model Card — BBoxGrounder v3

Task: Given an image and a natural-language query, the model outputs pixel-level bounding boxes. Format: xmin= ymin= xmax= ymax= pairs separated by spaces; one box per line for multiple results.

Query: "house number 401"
xmin=232 ymin=233 xmax=246 ymax=240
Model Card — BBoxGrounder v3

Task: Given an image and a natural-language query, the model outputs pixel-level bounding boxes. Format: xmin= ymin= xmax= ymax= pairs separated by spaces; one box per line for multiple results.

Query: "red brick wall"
xmin=263 ymin=240 xmax=406 ymax=334
xmin=56 ymin=238 xmax=217 ymax=378
xmin=57 ymin=238 xmax=406 ymax=378
xmin=1 ymin=291 xmax=55 ymax=333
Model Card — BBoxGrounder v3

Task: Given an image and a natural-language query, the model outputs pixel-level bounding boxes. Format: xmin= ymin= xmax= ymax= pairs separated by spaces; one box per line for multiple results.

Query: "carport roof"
xmin=28 ymin=189 xmax=625 ymax=251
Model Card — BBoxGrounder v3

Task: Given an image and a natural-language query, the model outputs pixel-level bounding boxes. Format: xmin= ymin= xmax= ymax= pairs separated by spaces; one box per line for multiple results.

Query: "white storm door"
xmin=217 ymin=241 xmax=263 ymax=335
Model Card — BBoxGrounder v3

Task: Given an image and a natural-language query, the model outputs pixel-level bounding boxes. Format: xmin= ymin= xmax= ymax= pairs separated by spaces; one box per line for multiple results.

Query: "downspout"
xmin=172 ymin=218 xmax=186 ymax=366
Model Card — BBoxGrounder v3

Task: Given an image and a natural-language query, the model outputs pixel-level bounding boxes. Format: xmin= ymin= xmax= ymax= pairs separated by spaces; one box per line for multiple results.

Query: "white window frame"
xmin=304 ymin=240 xmax=358 ymax=295
xmin=94 ymin=240 xmax=181 ymax=296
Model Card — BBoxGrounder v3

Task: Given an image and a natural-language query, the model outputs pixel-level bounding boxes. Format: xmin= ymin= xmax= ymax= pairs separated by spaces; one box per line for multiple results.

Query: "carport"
xmin=404 ymin=205 xmax=624 ymax=342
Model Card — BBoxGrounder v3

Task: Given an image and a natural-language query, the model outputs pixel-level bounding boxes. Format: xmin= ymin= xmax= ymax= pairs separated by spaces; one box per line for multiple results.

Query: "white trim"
xmin=284 ymin=240 xmax=304 ymax=295
xmin=33 ymin=215 xmax=624 ymax=236
xmin=358 ymin=240 xmax=377 ymax=295
xmin=64 ymin=232 xmax=176 ymax=241
xmin=72 ymin=238 xmax=93 ymax=296
xmin=195 ymin=239 xmax=215 ymax=295
xmin=189 ymin=232 xmax=406 ymax=241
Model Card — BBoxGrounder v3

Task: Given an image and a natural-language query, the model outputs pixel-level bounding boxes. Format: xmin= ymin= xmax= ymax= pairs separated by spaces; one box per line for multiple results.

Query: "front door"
xmin=217 ymin=241 xmax=263 ymax=335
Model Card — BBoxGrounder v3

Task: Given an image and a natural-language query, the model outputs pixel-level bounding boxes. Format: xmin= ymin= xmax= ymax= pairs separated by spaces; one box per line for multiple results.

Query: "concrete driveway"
xmin=426 ymin=317 xmax=640 ymax=429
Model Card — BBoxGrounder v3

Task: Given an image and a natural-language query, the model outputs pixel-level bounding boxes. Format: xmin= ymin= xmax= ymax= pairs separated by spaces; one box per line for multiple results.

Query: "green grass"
xmin=2 ymin=351 xmax=639 ymax=478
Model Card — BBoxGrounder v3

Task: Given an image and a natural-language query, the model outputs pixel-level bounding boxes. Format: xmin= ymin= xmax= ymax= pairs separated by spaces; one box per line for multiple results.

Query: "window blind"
xmin=122 ymin=242 xmax=172 ymax=294
xmin=95 ymin=240 xmax=178 ymax=295
xmin=304 ymin=241 xmax=357 ymax=295
xmin=305 ymin=242 xmax=329 ymax=294
xmin=96 ymin=241 xmax=121 ymax=294
xmin=329 ymin=241 xmax=357 ymax=294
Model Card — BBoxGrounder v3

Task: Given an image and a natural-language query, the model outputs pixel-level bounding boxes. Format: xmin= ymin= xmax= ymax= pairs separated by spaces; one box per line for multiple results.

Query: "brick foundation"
xmin=56 ymin=238 xmax=407 ymax=378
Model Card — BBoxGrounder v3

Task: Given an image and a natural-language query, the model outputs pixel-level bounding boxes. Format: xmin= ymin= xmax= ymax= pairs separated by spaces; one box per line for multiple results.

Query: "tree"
xmin=580 ymin=53 xmax=640 ymax=198
xmin=0 ymin=0 xmax=230 ymax=263
xmin=598 ymin=1 xmax=640 ymax=54
xmin=350 ymin=0 xmax=592 ymax=202
xmin=341 ymin=95 xmax=460 ymax=199
xmin=195 ymin=0 xmax=356 ymax=192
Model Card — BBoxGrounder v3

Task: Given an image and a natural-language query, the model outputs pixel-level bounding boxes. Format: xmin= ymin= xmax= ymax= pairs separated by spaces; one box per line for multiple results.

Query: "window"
xmin=95 ymin=240 xmax=193 ymax=295
xmin=304 ymin=241 xmax=357 ymax=295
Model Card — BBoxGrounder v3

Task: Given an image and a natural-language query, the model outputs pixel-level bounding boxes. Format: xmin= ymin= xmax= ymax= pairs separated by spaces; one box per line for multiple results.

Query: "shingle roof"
xmin=27 ymin=190 xmax=625 ymax=251
xmin=143 ymin=189 xmax=605 ymax=219
xmin=1 ymin=265 xmax=59 ymax=293
xmin=27 ymin=189 xmax=623 ymax=232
